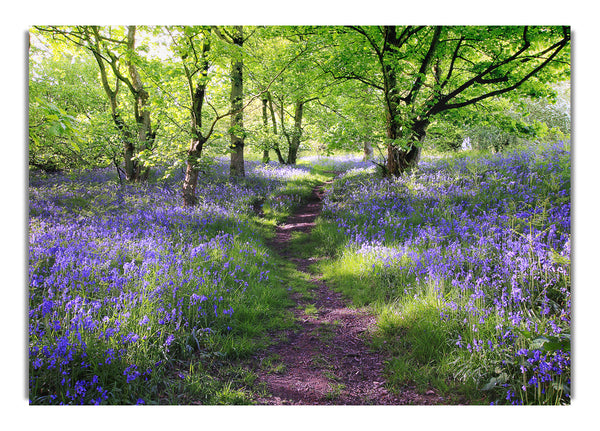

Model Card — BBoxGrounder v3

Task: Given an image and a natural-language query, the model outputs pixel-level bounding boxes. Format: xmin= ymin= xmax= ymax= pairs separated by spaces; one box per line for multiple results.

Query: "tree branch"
xmin=440 ymin=36 xmax=464 ymax=90
xmin=430 ymin=28 xmax=569 ymax=115
xmin=404 ymin=26 xmax=443 ymax=105
xmin=347 ymin=25 xmax=382 ymax=59
xmin=211 ymin=26 xmax=233 ymax=43
xmin=322 ymin=69 xmax=384 ymax=91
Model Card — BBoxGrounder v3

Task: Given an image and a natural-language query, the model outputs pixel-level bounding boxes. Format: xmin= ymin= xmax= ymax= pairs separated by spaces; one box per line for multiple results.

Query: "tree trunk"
xmin=182 ymin=159 xmax=200 ymax=207
xmin=386 ymin=118 xmax=429 ymax=176
xmin=182 ymin=138 xmax=206 ymax=207
xmin=182 ymin=42 xmax=210 ymax=207
xmin=286 ymin=100 xmax=304 ymax=165
xmin=127 ymin=26 xmax=154 ymax=182
xmin=229 ymin=26 xmax=245 ymax=177
xmin=381 ymin=26 xmax=406 ymax=177
xmin=89 ymin=26 xmax=154 ymax=183
xmin=261 ymin=97 xmax=270 ymax=163
xmin=380 ymin=26 xmax=430 ymax=176
xmin=268 ymin=92 xmax=286 ymax=164
xmin=112 ymin=109 xmax=138 ymax=182
xmin=274 ymin=145 xmax=286 ymax=165
xmin=363 ymin=142 xmax=373 ymax=161
xmin=89 ymin=44 xmax=139 ymax=182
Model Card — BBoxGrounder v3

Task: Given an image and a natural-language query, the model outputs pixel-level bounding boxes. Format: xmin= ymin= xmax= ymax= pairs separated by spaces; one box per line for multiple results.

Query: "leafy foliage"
xmin=28 ymin=27 xmax=571 ymax=405
xmin=29 ymin=48 xmax=115 ymax=171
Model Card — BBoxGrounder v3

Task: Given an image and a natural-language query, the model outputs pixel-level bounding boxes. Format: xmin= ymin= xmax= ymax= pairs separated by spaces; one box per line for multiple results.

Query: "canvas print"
xmin=28 ymin=25 xmax=571 ymax=406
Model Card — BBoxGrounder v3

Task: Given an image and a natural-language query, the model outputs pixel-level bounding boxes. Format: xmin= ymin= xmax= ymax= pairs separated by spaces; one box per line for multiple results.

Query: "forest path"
xmin=251 ymin=179 xmax=440 ymax=405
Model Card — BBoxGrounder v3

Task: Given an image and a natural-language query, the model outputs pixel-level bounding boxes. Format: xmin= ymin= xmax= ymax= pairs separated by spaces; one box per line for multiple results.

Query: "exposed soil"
xmin=251 ymin=181 xmax=443 ymax=405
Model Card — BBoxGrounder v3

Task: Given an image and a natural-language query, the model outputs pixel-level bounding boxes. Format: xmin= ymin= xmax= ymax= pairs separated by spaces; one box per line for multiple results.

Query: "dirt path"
xmin=251 ymin=181 xmax=441 ymax=405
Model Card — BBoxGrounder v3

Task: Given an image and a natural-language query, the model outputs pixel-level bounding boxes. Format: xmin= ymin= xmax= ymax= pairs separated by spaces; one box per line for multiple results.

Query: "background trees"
xmin=29 ymin=49 xmax=111 ymax=172
xmin=33 ymin=26 xmax=160 ymax=182
xmin=29 ymin=25 xmax=570 ymax=194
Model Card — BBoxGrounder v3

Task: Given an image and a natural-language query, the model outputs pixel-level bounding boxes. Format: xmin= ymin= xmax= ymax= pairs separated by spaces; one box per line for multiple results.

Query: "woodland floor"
xmin=249 ymin=180 xmax=444 ymax=405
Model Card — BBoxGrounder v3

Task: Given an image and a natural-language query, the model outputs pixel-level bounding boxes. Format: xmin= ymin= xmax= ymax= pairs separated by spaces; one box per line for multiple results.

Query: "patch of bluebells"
xmin=298 ymin=154 xmax=381 ymax=172
xmin=28 ymin=158 xmax=308 ymax=404
xmin=321 ymin=143 xmax=571 ymax=405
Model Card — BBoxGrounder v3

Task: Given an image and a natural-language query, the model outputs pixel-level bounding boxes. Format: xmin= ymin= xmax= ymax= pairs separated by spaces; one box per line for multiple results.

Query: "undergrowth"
xmin=315 ymin=143 xmax=571 ymax=405
xmin=28 ymin=160 xmax=321 ymax=405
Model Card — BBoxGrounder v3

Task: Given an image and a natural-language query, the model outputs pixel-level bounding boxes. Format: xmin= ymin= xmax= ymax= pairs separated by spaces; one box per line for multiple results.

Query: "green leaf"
xmin=70 ymin=140 xmax=80 ymax=152
xmin=529 ymin=334 xmax=570 ymax=353
xmin=530 ymin=336 xmax=549 ymax=350
xmin=542 ymin=334 xmax=570 ymax=353
xmin=48 ymin=124 xmax=61 ymax=136
xmin=482 ymin=373 xmax=508 ymax=391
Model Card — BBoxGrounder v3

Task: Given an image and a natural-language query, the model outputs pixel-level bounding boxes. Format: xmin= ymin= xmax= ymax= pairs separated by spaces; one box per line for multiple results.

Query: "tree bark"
xmin=381 ymin=26 xmax=431 ymax=176
xmin=386 ymin=118 xmax=429 ymax=175
xmin=229 ymin=26 xmax=245 ymax=177
xmin=381 ymin=26 xmax=407 ymax=177
xmin=182 ymin=33 xmax=211 ymax=207
xmin=286 ymin=100 xmax=304 ymax=165
xmin=261 ymin=97 xmax=270 ymax=163
xmin=127 ymin=26 xmax=154 ymax=182
xmin=182 ymin=137 xmax=207 ymax=207
xmin=182 ymin=167 xmax=200 ymax=206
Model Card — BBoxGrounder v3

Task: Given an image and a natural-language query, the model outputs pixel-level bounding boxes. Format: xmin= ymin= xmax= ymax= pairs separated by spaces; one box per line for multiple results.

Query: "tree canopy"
xmin=29 ymin=25 xmax=570 ymax=203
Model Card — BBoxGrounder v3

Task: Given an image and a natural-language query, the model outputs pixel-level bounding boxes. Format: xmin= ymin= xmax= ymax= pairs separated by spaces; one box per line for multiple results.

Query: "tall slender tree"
xmin=178 ymin=26 xmax=213 ymax=206
xmin=228 ymin=26 xmax=246 ymax=177
xmin=211 ymin=26 xmax=247 ymax=177
xmin=36 ymin=25 xmax=158 ymax=181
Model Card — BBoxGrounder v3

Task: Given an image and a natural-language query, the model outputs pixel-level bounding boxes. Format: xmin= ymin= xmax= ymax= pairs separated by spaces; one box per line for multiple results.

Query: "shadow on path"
xmin=252 ymin=181 xmax=442 ymax=405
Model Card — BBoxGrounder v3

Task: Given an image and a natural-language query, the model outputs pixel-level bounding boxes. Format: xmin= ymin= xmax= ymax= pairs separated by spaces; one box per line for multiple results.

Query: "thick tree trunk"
xmin=381 ymin=26 xmax=432 ymax=176
xmin=132 ymin=104 xmax=152 ymax=182
xmin=182 ymin=130 xmax=209 ymax=207
xmin=229 ymin=26 xmax=245 ymax=177
xmin=182 ymin=160 xmax=200 ymax=207
xmin=124 ymin=139 xmax=137 ymax=181
xmin=182 ymin=139 xmax=206 ymax=207
xmin=386 ymin=118 xmax=429 ymax=176
xmin=286 ymin=100 xmax=304 ymax=165
xmin=381 ymin=26 xmax=406 ymax=177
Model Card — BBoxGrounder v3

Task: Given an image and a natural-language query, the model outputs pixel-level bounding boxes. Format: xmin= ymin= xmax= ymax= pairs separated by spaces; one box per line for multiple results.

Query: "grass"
xmin=29 ymin=145 xmax=570 ymax=405
xmin=261 ymin=354 xmax=287 ymax=375
xmin=312 ymin=143 xmax=571 ymax=405
xmin=28 ymin=159 xmax=326 ymax=405
xmin=303 ymin=303 xmax=319 ymax=317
